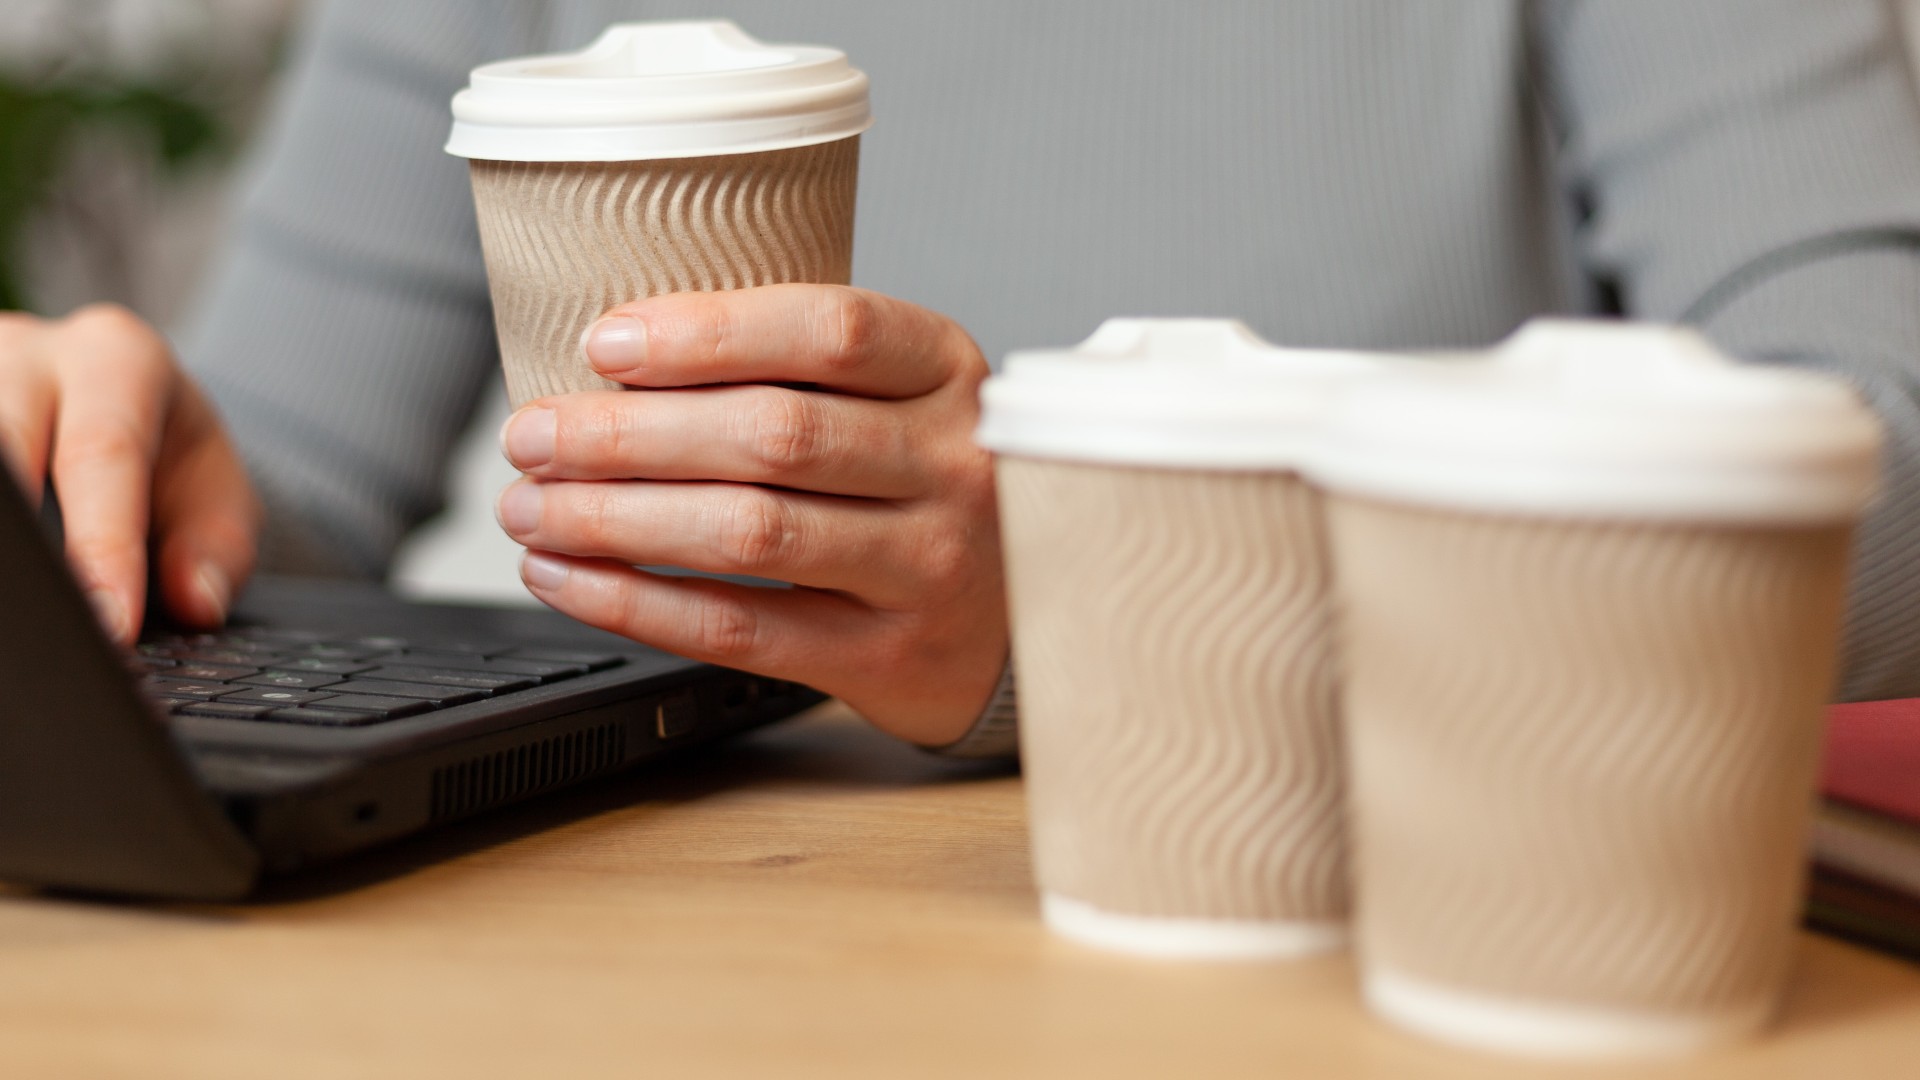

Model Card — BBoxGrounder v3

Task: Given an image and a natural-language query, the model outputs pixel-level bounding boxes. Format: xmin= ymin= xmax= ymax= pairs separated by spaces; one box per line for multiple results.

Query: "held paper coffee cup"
xmin=446 ymin=21 xmax=870 ymax=407
xmin=1308 ymin=320 xmax=1883 ymax=1058
xmin=977 ymin=319 xmax=1382 ymax=960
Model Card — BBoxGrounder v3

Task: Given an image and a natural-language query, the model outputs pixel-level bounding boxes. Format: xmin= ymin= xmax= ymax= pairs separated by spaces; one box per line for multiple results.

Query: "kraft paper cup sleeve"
xmin=469 ymin=137 xmax=858 ymax=408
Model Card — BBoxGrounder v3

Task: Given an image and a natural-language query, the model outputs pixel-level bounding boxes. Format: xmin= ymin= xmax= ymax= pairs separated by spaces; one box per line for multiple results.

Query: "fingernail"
xmin=194 ymin=561 xmax=231 ymax=623
xmin=86 ymin=589 xmax=129 ymax=643
xmin=501 ymin=407 xmax=556 ymax=469
xmin=496 ymin=482 xmax=543 ymax=536
xmin=583 ymin=317 xmax=647 ymax=373
xmin=521 ymin=551 xmax=570 ymax=591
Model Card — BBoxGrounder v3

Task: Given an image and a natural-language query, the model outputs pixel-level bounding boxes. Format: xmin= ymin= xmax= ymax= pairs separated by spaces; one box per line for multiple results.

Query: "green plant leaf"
xmin=0 ymin=73 xmax=230 ymax=311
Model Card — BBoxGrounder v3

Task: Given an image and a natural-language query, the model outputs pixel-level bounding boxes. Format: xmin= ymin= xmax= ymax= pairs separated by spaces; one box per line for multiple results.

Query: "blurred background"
xmin=0 ymin=0 xmax=526 ymax=605
xmin=2 ymin=0 xmax=294 ymax=322
xmin=8 ymin=1 xmax=1920 ymax=607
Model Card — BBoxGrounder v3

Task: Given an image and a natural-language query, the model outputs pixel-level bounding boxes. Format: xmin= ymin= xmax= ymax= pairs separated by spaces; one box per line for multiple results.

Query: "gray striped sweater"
xmin=181 ymin=1 xmax=1920 ymax=754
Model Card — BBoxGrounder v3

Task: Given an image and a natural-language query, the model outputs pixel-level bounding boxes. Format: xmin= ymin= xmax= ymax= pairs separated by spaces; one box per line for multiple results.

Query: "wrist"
xmin=921 ymin=658 xmax=1019 ymax=760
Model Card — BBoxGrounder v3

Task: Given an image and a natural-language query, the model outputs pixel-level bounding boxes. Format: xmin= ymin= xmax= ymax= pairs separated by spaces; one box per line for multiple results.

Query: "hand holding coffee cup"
xmin=454 ymin=23 xmax=1010 ymax=746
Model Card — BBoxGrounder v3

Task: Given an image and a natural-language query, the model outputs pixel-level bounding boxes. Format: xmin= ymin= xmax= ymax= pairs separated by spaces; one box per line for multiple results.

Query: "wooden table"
xmin=1 ymin=702 xmax=1916 ymax=1078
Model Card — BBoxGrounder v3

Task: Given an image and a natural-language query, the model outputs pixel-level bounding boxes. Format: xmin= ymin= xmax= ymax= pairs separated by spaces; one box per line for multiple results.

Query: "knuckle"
xmin=60 ymin=304 xmax=171 ymax=377
xmin=823 ymin=288 xmax=878 ymax=370
xmin=69 ymin=302 xmax=148 ymax=340
xmin=57 ymin=422 xmax=146 ymax=469
xmin=719 ymin=490 xmax=792 ymax=573
xmin=910 ymin=511 xmax=983 ymax=595
xmin=63 ymin=534 xmax=139 ymax=578
xmin=692 ymin=591 xmax=760 ymax=661
xmin=0 ymin=310 xmax=42 ymax=344
xmin=747 ymin=392 xmax=822 ymax=476
xmin=944 ymin=340 xmax=991 ymax=397
xmin=942 ymin=445 xmax=999 ymax=509
xmin=918 ymin=527 xmax=976 ymax=597
xmin=575 ymin=398 xmax=634 ymax=466
xmin=562 ymin=484 xmax=619 ymax=548
xmin=683 ymin=295 xmax=734 ymax=368
xmin=603 ymin=575 xmax=650 ymax=635
xmin=70 ymin=301 xmax=132 ymax=324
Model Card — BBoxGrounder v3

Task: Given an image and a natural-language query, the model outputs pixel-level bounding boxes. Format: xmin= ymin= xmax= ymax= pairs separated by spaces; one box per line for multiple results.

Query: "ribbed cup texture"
xmin=469 ymin=137 xmax=859 ymax=407
xmin=1331 ymin=496 xmax=1852 ymax=1016
xmin=998 ymin=458 xmax=1348 ymax=922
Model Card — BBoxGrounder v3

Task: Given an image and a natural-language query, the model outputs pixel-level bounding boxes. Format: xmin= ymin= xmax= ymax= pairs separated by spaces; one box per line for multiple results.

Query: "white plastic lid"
xmin=445 ymin=20 xmax=872 ymax=162
xmin=976 ymin=319 xmax=1386 ymax=470
xmin=1307 ymin=319 xmax=1884 ymax=524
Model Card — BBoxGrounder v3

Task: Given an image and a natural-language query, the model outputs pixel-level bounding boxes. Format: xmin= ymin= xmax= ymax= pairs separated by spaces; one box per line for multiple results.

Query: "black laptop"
xmin=0 ymin=471 xmax=822 ymax=901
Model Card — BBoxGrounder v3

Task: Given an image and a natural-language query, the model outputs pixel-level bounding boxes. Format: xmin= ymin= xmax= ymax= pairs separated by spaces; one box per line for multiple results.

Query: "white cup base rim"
xmin=1040 ymin=893 xmax=1346 ymax=961
xmin=1364 ymin=965 xmax=1772 ymax=1060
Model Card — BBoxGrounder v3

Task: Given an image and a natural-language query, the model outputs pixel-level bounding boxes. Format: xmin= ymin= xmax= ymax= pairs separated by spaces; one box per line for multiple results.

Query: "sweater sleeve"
xmin=1537 ymin=0 xmax=1920 ymax=700
xmin=175 ymin=0 xmax=545 ymax=576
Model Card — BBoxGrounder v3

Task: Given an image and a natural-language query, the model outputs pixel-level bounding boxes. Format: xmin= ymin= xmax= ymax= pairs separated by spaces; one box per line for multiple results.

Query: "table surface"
xmin=3 ymin=702 xmax=1918 ymax=1079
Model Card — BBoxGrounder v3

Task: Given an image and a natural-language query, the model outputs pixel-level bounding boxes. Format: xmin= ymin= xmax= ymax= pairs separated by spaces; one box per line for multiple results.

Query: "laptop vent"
xmin=429 ymin=723 xmax=626 ymax=822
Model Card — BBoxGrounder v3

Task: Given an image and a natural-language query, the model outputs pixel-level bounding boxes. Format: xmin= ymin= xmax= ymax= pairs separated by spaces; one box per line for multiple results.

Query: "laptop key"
xmin=338 ymin=679 xmax=489 ymax=705
xmin=179 ymin=701 xmax=275 ymax=720
xmin=365 ymin=666 xmax=538 ymax=692
xmin=147 ymin=693 xmax=201 ymax=710
xmin=178 ymin=647 xmax=285 ymax=667
xmin=238 ymin=670 xmax=347 ymax=690
xmin=218 ymin=686 xmax=337 ymax=707
xmin=276 ymin=657 xmax=376 ymax=676
xmin=238 ymin=628 xmax=330 ymax=643
xmin=385 ymin=652 xmax=588 ymax=680
xmin=502 ymin=648 xmax=624 ymax=671
xmin=188 ymin=634 xmax=287 ymax=653
xmin=143 ymin=677 xmax=232 ymax=699
xmin=406 ymin=640 xmax=509 ymax=656
xmin=284 ymin=644 xmax=383 ymax=662
xmin=269 ymin=707 xmax=386 ymax=727
xmin=173 ymin=662 xmax=260 ymax=683
xmin=127 ymin=655 xmax=177 ymax=672
xmin=295 ymin=694 xmax=433 ymax=719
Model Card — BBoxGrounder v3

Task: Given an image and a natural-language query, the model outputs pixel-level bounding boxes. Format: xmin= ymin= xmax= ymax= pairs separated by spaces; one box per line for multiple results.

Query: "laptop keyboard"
xmin=132 ymin=629 xmax=624 ymax=727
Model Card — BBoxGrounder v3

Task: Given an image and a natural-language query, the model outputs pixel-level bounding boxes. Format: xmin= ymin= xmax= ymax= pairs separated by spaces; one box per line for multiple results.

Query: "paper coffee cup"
xmin=1308 ymin=320 xmax=1884 ymax=1058
xmin=446 ymin=21 xmax=871 ymax=407
xmin=978 ymin=319 xmax=1383 ymax=959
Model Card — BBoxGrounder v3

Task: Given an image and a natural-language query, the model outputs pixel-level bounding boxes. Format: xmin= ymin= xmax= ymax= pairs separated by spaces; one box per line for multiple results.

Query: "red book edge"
xmin=1824 ymin=698 xmax=1920 ymax=824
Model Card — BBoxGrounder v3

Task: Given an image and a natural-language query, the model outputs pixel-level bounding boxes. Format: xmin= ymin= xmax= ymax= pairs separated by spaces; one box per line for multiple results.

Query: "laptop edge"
xmin=0 ymin=471 xmax=821 ymax=901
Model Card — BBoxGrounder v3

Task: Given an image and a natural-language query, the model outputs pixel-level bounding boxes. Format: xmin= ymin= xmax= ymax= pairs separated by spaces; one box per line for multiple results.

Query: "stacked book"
xmin=1812 ymin=698 xmax=1920 ymax=960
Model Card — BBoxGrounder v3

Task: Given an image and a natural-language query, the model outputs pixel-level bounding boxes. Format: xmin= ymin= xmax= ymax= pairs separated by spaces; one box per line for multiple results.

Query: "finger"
xmin=583 ymin=285 xmax=977 ymax=399
xmin=0 ymin=341 xmax=55 ymax=507
xmin=150 ymin=384 xmax=259 ymax=629
xmin=48 ymin=305 xmax=174 ymax=644
xmin=517 ymin=552 xmax=863 ymax=685
xmin=504 ymin=386 xmax=930 ymax=498
xmin=497 ymin=479 xmax=926 ymax=605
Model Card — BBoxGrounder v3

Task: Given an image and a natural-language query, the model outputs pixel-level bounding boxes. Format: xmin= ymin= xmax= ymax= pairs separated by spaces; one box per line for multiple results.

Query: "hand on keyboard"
xmin=0 ymin=305 xmax=260 ymax=645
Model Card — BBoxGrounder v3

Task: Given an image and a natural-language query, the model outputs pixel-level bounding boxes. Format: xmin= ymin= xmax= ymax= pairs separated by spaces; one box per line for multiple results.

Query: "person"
xmin=5 ymin=0 xmax=1920 ymax=758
